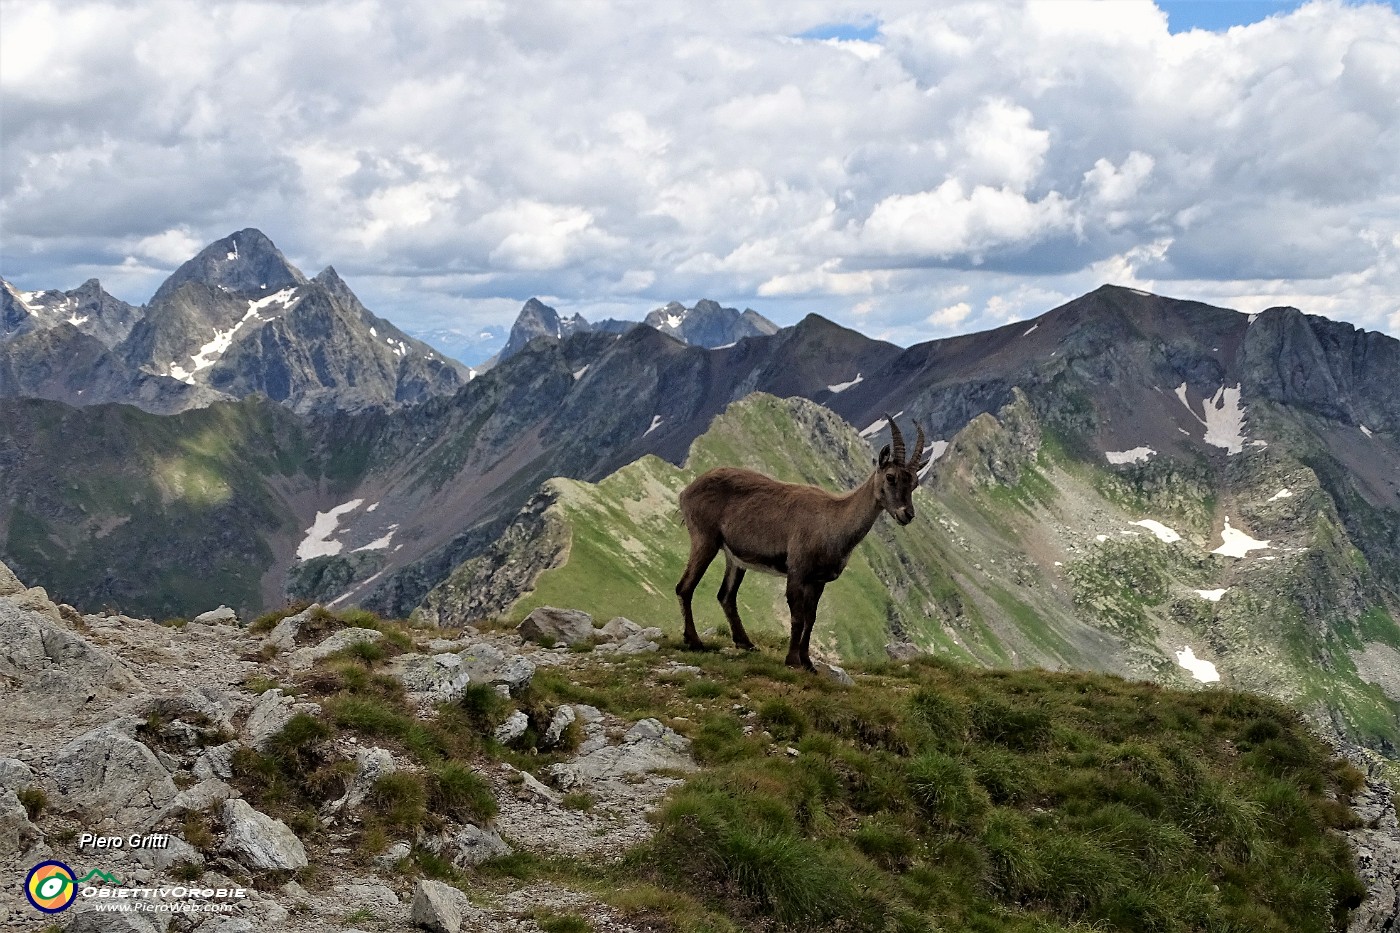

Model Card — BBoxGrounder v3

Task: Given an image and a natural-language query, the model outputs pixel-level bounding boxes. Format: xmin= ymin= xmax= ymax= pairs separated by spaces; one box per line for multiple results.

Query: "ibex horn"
xmin=886 ymin=413 xmax=906 ymax=465
xmin=912 ymin=423 xmax=926 ymax=469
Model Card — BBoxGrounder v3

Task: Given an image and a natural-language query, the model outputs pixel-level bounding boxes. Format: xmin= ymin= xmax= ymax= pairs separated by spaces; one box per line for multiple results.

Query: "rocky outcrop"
xmin=48 ymin=726 xmax=179 ymax=823
xmin=245 ymin=688 xmax=323 ymax=751
xmin=0 ymin=786 xmax=39 ymax=857
xmin=221 ymin=797 xmax=309 ymax=870
xmin=411 ymin=879 xmax=482 ymax=933
xmin=549 ymin=718 xmax=695 ymax=792
xmin=0 ymin=586 xmax=141 ymax=706
xmin=285 ymin=626 xmax=383 ymax=670
xmin=1346 ymin=761 xmax=1400 ymax=933
xmin=518 ymin=606 xmax=598 ymax=646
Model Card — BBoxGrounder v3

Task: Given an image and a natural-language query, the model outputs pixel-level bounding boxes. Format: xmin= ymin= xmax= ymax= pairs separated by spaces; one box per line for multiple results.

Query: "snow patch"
xmin=1131 ymin=519 xmax=1182 ymax=543
xmin=227 ymin=238 xmax=239 ymax=260
xmin=1175 ymin=646 xmax=1220 ymax=683
xmin=1360 ymin=424 xmax=1373 ymax=438
xmin=1106 ymin=447 xmax=1155 ymax=465
xmin=664 ymin=313 xmax=684 ymax=329
xmin=1176 ymin=383 xmax=1247 ymax=454
xmin=827 ymin=373 xmax=863 ymax=393
xmin=1247 ymin=313 xmax=1258 ymax=325
xmin=1128 ymin=288 xmax=1151 ymax=297
xmin=644 ymin=414 xmax=663 ymax=437
xmin=573 ymin=366 xmax=589 ymax=380
xmin=1267 ymin=489 xmax=1293 ymax=502
xmin=860 ymin=411 xmax=904 ymax=438
xmin=1194 ymin=588 xmax=1228 ymax=602
xmin=296 ymin=499 xmax=365 ymax=561
xmin=1021 ymin=323 xmax=1039 ymax=337
xmin=1095 ymin=534 xmax=1110 ymax=542
xmin=170 ymin=288 xmax=299 ymax=384
xmin=370 ymin=327 xmax=377 ymax=336
xmin=354 ymin=525 xmax=399 ymax=552
xmin=1211 ymin=517 xmax=1271 ymax=558
xmin=366 ymin=502 xmax=379 ymax=512
xmin=714 ymin=342 xmax=736 ymax=349
xmin=67 ymin=313 xmax=89 ymax=327
xmin=917 ymin=441 xmax=949 ymax=480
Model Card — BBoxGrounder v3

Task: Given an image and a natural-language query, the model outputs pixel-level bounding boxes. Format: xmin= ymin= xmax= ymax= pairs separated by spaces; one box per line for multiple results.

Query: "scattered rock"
xmin=493 ymin=710 xmax=530 ymax=745
xmin=814 ymin=660 xmax=855 ymax=686
xmin=412 ymin=878 xmax=480 ymax=933
xmin=221 ymin=798 xmax=309 ymax=870
xmin=389 ymin=652 xmax=473 ymax=703
xmin=49 ymin=725 xmax=179 ymax=823
xmin=543 ymin=705 xmax=577 ymax=749
xmin=550 ymin=718 xmax=695 ymax=792
xmin=885 ymin=641 xmax=920 ymax=661
xmin=328 ymin=746 xmax=395 ymax=816
xmin=0 ymin=786 xmax=40 ymax=857
xmin=595 ymin=616 xmax=663 ymax=654
xmin=244 ymin=688 xmax=322 ymax=751
xmin=449 ymin=822 xmax=512 ymax=866
xmin=375 ymin=839 xmax=412 ymax=868
xmin=193 ymin=741 xmax=241 ymax=781
xmin=194 ymin=605 xmax=239 ymax=625
xmin=0 ymin=756 xmax=36 ymax=791
xmin=518 ymin=606 xmax=596 ymax=646
xmin=64 ymin=909 xmax=160 ymax=932
xmin=133 ymin=833 xmax=204 ymax=871
xmin=457 ymin=642 xmax=535 ymax=695
xmin=263 ymin=603 xmax=322 ymax=652
xmin=0 ymin=559 xmax=23 ymax=596
xmin=285 ymin=626 xmax=384 ymax=670
xmin=515 ymin=768 xmax=562 ymax=804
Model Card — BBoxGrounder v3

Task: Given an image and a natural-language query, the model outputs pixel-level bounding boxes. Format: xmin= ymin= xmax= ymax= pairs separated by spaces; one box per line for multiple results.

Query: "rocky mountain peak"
xmin=149 ymin=228 xmax=308 ymax=306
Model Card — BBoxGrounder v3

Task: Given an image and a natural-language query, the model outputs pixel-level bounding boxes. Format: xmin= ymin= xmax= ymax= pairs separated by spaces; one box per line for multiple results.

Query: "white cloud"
xmin=0 ymin=0 xmax=1397 ymax=342
xmin=928 ymin=301 xmax=972 ymax=328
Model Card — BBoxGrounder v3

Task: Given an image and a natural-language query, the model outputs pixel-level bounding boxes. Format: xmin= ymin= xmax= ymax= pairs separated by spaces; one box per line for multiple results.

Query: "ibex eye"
xmin=886 ymin=474 xmax=895 ymax=483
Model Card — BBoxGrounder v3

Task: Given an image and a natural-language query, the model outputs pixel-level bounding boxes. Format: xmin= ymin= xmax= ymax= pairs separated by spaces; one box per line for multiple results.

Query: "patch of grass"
xmin=370 ymin=772 xmax=428 ymax=834
xmin=17 ymin=786 xmax=46 ymax=821
xmin=562 ymin=791 xmax=596 ymax=811
xmin=182 ymin=813 xmax=216 ymax=851
xmin=159 ymin=617 xmax=190 ymax=628
xmin=250 ymin=601 xmax=311 ymax=634
xmin=532 ymin=910 xmax=593 ymax=933
xmin=429 ymin=761 xmax=498 ymax=824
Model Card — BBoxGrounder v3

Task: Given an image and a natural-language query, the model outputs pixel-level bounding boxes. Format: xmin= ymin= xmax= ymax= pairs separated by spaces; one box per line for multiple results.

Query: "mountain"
xmin=493 ymin=297 xmax=780 ymax=364
xmin=642 ymin=298 xmax=779 ymax=347
xmin=0 ymin=229 xmax=470 ymax=414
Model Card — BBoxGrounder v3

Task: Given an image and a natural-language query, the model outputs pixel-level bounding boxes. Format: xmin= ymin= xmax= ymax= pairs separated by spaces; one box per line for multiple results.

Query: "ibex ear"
xmin=877 ymin=444 xmax=892 ymax=467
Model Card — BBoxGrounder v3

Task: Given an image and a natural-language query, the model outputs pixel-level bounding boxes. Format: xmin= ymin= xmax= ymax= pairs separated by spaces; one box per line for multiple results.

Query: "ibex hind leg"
xmin=676 ymin=534 xmax=720 ymax=650
xmin=717 ymin=560 xmax=756 ymax=651
xmin=784 ymin=578 xmax=822 ymax=670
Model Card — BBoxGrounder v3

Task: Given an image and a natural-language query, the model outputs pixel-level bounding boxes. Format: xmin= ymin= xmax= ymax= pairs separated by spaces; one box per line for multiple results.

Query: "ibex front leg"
xmin=717 ymin=559 xmax=756 ymax=650
xmin=676 ymin=533 xmax=720 ymax=650
xmin=784 ymin=577 xmax=823 ymax=671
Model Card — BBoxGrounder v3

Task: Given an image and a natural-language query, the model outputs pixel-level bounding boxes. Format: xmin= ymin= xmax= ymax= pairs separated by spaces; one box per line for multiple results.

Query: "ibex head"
xmin=875 ymin=413 xmax=925 ymax=526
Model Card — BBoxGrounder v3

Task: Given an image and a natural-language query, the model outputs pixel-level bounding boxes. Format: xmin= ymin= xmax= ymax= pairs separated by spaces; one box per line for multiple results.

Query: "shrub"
xmin=17 ymin=786 xmax=46 ymax=821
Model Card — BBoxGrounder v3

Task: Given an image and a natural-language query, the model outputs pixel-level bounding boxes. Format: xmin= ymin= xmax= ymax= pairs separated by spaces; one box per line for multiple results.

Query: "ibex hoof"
xmin=683 ymin=638 xmax=707 ymax=651
xmin=735 ymin=640 xmax=758 ymax=652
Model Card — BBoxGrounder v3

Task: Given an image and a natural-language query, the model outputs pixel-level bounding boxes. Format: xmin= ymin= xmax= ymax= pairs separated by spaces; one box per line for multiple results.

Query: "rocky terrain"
xmin=2 ymin=555 xmax=1397 ymax=932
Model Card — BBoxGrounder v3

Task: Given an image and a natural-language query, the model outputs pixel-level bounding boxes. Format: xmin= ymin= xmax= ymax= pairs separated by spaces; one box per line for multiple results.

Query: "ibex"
xmin=676 ymin=414 xmax=926 ymax=670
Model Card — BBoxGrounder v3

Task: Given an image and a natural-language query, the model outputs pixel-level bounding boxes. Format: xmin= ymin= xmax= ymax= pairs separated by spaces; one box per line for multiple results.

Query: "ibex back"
xmin=675 ymin=413 xmax=926 ymax=670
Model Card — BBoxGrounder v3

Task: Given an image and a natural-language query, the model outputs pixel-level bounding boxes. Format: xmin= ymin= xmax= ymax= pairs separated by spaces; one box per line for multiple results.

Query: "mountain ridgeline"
xmin=1 ymin=272 xmax=1398 ymax=762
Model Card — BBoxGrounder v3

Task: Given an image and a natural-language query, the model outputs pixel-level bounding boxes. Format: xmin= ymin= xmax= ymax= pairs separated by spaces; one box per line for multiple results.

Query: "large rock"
xmin=64 ymin=909 xmax=160 ymax=932
xmin=49 ymin=726 xmax=178 ymax=823
xmin=0 ymin=787 xmax=40 ymax=858
xmin=263 ymin=604 xmax=322 ymax=652
xmin=133 ymin=832 xmax=205 ymax=871
xmin=244 ymin=688 xmax=322 ymax=751
xmin=0 ymin=757 xmax=36 ymax=791
xmin=457 ymin=643 xmax=535 ymax=696
xmin=221 ymin=798 xmax=308 ymax=870
xmin=549 ymin=718 xmax=695 ymax=791
xmin=493 ymin=710 xmax=529 ymax=745
xmin=194 ymin=605 xmax=238 ymax=625
xmin=327 ymin=746 xmax=395 ymax=816
xmin=449 ymin=823 xmax=511 ymax=867
xmin=411 ymin=879 xmax=480 ymax=932
xmin=285 ymin=626 xmax=383 ymax=670
xmin=389 ymin=652 xmax=473 ymax=703
xmin=0 ymin=599 xmax=141 ymax=704
xmin=517 ymin=606 xmax=596 ymax=646
xmin=141 ymin=778 xmax=238 ymax=832
xmin=0 ymin=559 xmax=23 ymax=596
xmin=595 ymin=616 xmax=662 ymax=654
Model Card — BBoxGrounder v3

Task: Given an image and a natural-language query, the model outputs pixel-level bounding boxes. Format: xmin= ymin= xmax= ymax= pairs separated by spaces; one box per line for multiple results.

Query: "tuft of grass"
xmin=250 ymin=600 xmax=311 ymax=634
xmin=370 ymin=772 xmax=428 ymax=834
xmin=429 ymin=761 xmax=498 ymax=824
xmin=532 ymin=910 xmax=593 ymax=933
xmin=17 ymin=786 xmax=47 ymax=821
xmin=562 ymin=791 xmax=596 ymax=811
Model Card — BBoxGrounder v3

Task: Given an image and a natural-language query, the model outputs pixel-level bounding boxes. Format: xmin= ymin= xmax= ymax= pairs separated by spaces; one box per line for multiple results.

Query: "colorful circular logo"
xmin=25 ymin=860 xmax=77 ymax=913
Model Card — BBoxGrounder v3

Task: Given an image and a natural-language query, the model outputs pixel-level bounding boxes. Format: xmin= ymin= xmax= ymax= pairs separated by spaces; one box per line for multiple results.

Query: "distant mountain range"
xmin=2 ymin=263 xmax=1397 ymax=760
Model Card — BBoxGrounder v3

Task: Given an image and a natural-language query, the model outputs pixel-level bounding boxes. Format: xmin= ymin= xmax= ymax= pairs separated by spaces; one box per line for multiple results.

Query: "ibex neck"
xmin=839 ymin=471 xmax=886 ymax=544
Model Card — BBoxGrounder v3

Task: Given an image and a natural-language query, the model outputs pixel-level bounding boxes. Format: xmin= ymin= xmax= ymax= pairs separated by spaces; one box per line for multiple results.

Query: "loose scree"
xmin=676 ymin=413 xmax=927 ymax=669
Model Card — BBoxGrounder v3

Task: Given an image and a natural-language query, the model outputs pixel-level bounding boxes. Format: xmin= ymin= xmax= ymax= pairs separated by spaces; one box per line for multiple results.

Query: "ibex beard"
xmin=675 ymin=413 xmax=926 ymax=671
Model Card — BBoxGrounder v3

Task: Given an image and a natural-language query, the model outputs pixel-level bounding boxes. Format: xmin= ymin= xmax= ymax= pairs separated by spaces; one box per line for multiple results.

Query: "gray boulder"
xmin=411 ymin=878 xmax=480 ymax=932
xmin=0 ymin=787 xmax=40 ymax=858
xmin=0 ymin=599 xmax=141 ymax=704
xmin=0 ymin=559 xmax=23 ymax=596
xmin=327 ymin=746 xmax=395 ymax=816
xmin=493 ymin=710 xmax=529 ymax=745
xmin=0 ymin=757 xmax=36 ymax=791
xmin=457 ymin=642 xmax=534 ymax=696
xmin=449 ymin=823 xmax=511 ymax=867
xmin=49 ymin=726 xmax=178 ymax=823
xmin=244 ymin=688 xmax=322 ymax=751
xmin=814 ymin=661 xmax=855 ymax=686
xmin=64 ymin=909 xmax=159 ymax=932
xmin=221 ymin=798 xmax=308 ymax=870
xmin=389 ymin=652 xmax=473 ymax=703
xmin=194 ymin=605 xmax=238 ymax=625
xmin=263 ymin=603 xmax=322 ymax=652
xmin=133 ymin=832 xmax=204 ymax=871
xmin=550 ymin=718 xmax=695 ymax=792
xmin=596 ymin=616 xmax=663 ymax=654
xmin=517 ymin=606 xmax=596 ymax=646
xmin=543 ymin=705 xmax=577 ymax=749
xmin=193 ymin=741 xmax=240 ymax=781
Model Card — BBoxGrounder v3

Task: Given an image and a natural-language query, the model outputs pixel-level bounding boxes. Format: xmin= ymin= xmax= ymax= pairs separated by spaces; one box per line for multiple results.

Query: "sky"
xmin=2 ymin=0 xmax=1399 ymax=354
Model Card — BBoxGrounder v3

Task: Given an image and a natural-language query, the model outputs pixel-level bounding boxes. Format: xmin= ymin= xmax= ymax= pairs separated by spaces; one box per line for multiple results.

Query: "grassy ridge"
xmin=526 ymin=645 xmax=1367 ymax=933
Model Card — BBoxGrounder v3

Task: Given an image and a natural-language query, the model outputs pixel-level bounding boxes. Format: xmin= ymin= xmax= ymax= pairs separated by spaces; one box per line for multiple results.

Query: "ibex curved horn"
xmin=912 ymin=423 xmax=926 ymax=470
xmin=886 ymin=413 xmax=906 ymax=464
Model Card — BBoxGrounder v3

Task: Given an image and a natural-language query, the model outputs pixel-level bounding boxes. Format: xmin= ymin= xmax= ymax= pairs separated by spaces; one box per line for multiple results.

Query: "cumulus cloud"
xmin=0 ymin=0 xmax=1397 ymax=342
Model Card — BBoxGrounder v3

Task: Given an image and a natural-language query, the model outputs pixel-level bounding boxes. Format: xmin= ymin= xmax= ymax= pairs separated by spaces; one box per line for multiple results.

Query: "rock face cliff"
xmin=1 ymin=229 xmax=469 ymax=415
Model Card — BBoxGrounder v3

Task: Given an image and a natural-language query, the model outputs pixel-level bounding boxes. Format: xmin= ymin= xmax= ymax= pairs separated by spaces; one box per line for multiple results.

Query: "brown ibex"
xmin=676 ymin=413 xmax=926 ymax=670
